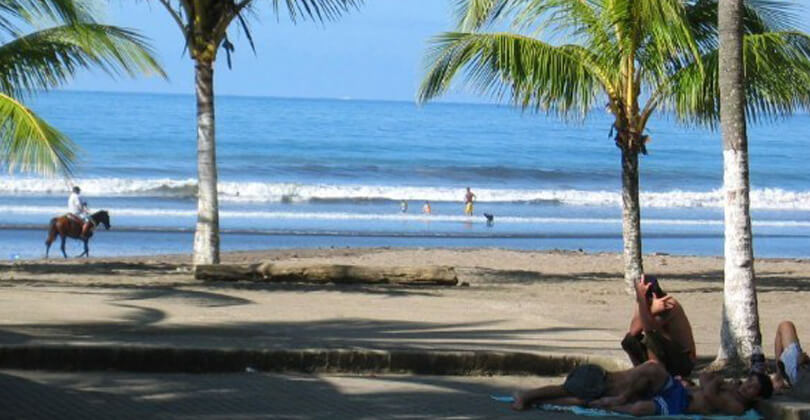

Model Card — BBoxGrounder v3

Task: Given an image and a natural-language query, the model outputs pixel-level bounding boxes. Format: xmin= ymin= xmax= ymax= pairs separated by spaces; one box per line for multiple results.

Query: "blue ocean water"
xmin=1 ymin=90 xmax=809 ymax=259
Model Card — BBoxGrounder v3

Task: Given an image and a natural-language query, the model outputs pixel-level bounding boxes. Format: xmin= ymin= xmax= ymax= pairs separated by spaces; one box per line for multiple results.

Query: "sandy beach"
xmin=6 ymin=248 xmax=809 ymax=364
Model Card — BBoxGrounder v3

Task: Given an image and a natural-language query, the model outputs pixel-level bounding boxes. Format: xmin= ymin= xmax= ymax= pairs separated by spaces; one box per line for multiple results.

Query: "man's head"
xmin=72 ymin=186 xmax=80 ymax=194
xmin=739 ymin=373 xmax=773 ymax=403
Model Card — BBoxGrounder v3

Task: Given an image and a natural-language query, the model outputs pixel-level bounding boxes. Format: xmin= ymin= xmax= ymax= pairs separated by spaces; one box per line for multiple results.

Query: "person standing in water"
xmin=422 ymin=201 xmax=432 ymax=214
xmin=464 ymin=187 xmax=476 ymax=216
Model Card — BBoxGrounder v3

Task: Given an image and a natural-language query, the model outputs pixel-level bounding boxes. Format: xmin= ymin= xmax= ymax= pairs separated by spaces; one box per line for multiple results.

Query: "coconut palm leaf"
xmin=452 ymin=0 xmax=507 ymax=31
xmin=0 ymin=0 xmax=95 ymax=26
xmin=0 ymin=92 xmax=76 ymax=175
xmin=684 ymin=0 xmax=800 ymax=54
xmin=0 ymin=24 xmax=165 ymax=98
xmin=664 ymin=30 xmax=810 ymax=127
xmin=420 ymin=32 xmax=603 ymax=118
xmin=271 ymin=0 xmax=363 ymax=23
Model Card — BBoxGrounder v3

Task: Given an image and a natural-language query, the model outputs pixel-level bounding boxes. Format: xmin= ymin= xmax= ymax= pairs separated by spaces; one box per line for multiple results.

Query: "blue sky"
xmin=64 ymin=1 xmax=810 ymax=102
xmin=65 ymin=0 xmax=463 ymax=102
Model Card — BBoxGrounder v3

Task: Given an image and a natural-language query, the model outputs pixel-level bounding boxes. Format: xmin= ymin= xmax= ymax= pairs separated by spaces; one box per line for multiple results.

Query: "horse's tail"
xmin=45 ymin=217 xmax=58 ymax=245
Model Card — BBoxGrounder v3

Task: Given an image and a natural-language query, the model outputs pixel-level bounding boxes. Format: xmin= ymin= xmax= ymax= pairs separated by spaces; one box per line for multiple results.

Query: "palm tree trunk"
xmin=193 ymin=60 xmax=220 ymax=265
xmin=621 ymin=146 xmax=644 ymax=292
xmin=715 ymin=0 xmax=761 ymax=367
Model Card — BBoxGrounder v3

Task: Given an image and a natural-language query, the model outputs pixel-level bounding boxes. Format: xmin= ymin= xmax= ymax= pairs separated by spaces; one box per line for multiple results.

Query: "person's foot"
xmin=511 ymin=391 xmax=529 ymax=411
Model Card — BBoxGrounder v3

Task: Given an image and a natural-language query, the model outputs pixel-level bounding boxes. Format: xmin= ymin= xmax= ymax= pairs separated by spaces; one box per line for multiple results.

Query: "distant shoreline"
xmin=13 ymin=247 xmax=808 ymax=266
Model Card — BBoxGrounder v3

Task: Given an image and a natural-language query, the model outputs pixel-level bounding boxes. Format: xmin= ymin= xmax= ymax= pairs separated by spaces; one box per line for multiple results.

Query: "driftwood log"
xmin=194 ymin=263 xmax=458 ymax=286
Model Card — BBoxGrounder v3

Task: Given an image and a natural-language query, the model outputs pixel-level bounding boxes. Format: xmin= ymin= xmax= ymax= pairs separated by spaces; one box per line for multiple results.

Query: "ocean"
xmin=2 ymin=90 xmax=809 ymax=259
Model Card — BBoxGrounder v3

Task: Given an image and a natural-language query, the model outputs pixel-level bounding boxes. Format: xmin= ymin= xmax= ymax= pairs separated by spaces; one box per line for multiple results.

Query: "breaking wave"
xmin=2 ymin=176 xmax=810 ymax=210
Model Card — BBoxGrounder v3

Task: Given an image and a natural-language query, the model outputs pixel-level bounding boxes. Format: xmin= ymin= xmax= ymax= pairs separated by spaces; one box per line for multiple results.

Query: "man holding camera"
xmin=621 ymin=275 xmax=697 ymax=377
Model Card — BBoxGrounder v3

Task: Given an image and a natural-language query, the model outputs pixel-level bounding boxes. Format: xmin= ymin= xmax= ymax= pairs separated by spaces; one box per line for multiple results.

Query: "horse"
xmin=45 ymin=210 xmax=111 ymax=258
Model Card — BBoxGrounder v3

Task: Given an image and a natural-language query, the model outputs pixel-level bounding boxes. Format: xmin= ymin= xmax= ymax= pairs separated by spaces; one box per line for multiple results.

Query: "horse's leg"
xmin=45 ymin=220 xmax=57 ymax=258
xmin=60 ymin=235 xmax=67 ymax=259
xmin=81 ymin=239 xmax=89 ymax=258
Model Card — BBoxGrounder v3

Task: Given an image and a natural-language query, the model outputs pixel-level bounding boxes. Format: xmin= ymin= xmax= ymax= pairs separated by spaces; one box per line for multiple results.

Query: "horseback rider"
xmin=68 ymin=186 xmax=92 ymax=238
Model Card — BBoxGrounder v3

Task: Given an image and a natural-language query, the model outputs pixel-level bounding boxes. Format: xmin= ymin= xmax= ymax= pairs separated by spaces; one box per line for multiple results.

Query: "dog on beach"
xmin=484 ymin=213 xmax=494 ymax=226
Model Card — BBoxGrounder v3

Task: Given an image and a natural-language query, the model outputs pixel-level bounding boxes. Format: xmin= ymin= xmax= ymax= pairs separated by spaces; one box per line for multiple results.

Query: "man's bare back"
xmin=656 ymin=301 xmax=697 ymax=361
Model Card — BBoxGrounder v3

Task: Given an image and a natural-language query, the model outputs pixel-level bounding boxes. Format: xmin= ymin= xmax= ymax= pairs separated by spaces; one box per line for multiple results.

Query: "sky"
xmin=63 ymin=1 xmax=810 ymax=103
xmin=65 ymin=0 xmax=466 ymax=102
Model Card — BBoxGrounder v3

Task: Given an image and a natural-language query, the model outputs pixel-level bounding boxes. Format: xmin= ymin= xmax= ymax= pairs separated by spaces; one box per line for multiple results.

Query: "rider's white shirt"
xmin=68 ymin=192 xmax=86 ymax=215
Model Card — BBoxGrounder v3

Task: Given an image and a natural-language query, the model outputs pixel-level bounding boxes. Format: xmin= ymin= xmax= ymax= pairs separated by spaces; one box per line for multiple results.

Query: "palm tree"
xmin=147 ymin=0 xmax=362 ymax=265
xmin=715 ymin=0 xmax=759 ymax=368
xmin=419 ymin=0 xmax=810 ymax=290
xmin=0 ymin=0 xmax=164 ymax=176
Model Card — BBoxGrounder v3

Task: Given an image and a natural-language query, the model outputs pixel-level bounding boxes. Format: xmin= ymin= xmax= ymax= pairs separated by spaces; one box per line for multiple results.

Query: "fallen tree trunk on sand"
xmin=194 ymin=263 xmax=458 ymax=286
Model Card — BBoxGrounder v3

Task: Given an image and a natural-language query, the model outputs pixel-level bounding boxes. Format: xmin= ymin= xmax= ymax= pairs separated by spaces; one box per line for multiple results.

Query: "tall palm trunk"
xmin=621 ymin=146 xmax=644 ymax=291
xmin=193 ymin=60 xmax=220 ymax=265
xmin=716 ymin=0 xmax=761 ymax=365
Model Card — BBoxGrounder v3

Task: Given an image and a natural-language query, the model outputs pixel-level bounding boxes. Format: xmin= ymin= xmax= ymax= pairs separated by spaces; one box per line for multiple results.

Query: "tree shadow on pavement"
xmin=0 ymin=317 xmax=614 ymax=355
xmin=0 ymin=370 xmax=596 ymax=419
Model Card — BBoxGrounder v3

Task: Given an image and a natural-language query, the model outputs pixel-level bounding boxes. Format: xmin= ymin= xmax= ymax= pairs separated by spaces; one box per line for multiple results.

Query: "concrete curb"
xmin=0 ymin=345 xmax=626 ymax=376
xmin=758 ymin=397 xmax=810 ymax=420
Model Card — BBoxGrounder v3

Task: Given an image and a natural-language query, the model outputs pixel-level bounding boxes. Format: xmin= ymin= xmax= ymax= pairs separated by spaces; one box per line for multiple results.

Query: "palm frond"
xmin=0 ymin=0 xmax=96 ymax=26
xmin=419 ymin=32 xmax=601 ymax=119
xmin=0 ymin=92 xmax=76 ymax=176
xmin=685 ymin=0 xmax=802 ymax=54
xmin=452 ymin=0 xmax=508 ymax=31
xmin=0 ymin=23 xmax=166 ymax=97
xmin=272 ymin=0 xmax=363 ymax=23
xmin=665 ymin=31 xmax=810 ymax=127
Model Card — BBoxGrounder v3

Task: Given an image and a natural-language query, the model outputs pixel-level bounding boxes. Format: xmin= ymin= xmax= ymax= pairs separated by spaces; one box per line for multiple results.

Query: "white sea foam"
xmin=2 ymin=176 xmax=810 ymax=210
xmin=2 ymin=205 xmax=809 ymax=228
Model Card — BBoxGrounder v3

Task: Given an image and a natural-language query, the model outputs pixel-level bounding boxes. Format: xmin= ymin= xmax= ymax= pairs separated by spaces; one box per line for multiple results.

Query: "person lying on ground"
xmin=772 ymin=320 xmax=810 ymax=391
xmin=590 ymin=363 xmax=773 ymax=417
xmin=621 ymin=274 xmax=696 ymax=377
xmin=511 ymin=361 xmax=669 ymax=411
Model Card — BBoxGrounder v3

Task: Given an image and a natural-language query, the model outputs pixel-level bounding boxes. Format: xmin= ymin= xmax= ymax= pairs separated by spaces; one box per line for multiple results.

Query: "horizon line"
xmin=54 ymin=88 xmax=502 ymax=108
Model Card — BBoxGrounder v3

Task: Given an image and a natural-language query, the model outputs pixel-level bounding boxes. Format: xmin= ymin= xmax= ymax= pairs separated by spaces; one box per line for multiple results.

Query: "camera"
xmin=643 ymin=275 xmax=667 ymax=299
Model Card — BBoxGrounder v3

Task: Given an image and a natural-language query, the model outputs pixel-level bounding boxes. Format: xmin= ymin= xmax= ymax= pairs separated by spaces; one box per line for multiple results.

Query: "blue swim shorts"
xmin=653 ymin=376 xmax=690 ymax=416
xmin=780 ymin=342 xmax=804 ymax=386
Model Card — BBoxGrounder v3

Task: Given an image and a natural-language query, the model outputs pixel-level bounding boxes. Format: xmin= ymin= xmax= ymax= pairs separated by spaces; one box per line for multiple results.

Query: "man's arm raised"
xmin=635 ymin=278 xmax=662 ymax=332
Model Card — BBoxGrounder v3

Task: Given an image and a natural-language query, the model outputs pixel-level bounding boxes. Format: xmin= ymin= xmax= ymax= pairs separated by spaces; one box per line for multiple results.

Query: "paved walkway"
xmin=0 ymin=370 xmax=591 ymax=419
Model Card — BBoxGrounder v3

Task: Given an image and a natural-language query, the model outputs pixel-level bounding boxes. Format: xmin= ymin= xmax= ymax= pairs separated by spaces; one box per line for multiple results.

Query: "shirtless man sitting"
xmin=591 ymin=362 xmax=773 ymax=416
xmin=621 ymin=274 xmax=697 ymax=377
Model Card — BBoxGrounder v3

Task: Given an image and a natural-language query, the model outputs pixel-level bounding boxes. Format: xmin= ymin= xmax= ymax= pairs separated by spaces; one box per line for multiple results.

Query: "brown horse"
xmin=45 ymin=210 xmax=111 ymax=258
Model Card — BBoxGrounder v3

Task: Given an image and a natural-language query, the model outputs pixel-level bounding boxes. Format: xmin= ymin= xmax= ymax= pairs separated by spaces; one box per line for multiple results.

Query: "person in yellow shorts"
xmin=464 ymin=187 xmax=476 ymax=216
